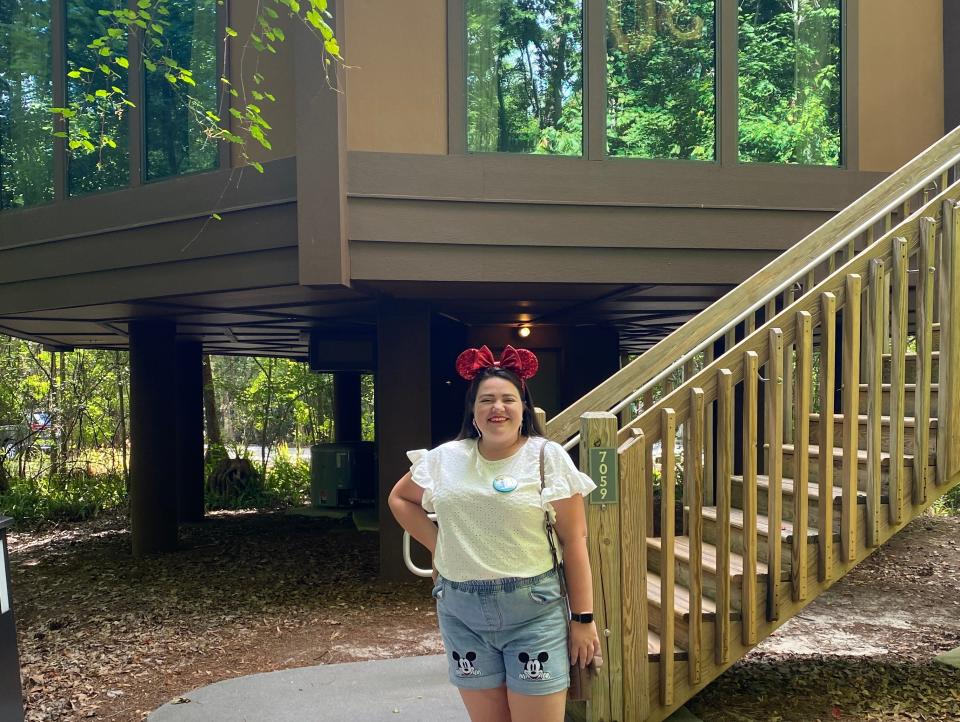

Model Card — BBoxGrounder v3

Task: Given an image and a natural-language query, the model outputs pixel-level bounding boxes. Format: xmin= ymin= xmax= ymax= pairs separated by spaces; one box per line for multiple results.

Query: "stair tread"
xmin=883 ymin=350 xmax=939 ymax=359
xmin=781 ymin=443 xmax=914 ymax=465
xmin=810 ymin=412 xmax=937 ymax=428
xmin=857 ymin=383 xmax=939 ymax=391
xmin=647 ymin=535 xmax=769 ymax=577
xmin=700 ymin=505 xmax=817 ymax=542
xmin=646 ymin=570 xmax=718 ymax=617
xmin=647 ymin=629 xmax=688 ymax=659
xmin=731 ymin=474 xmax=858 ymax=502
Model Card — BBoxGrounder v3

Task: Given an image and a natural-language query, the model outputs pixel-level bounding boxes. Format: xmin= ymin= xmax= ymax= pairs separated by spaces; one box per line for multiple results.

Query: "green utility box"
xmin=310 ymin=442 xmax=375 ymax=508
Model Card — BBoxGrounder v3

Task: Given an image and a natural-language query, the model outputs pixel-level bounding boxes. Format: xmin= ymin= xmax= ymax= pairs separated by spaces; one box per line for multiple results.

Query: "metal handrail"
xmin=402 ymin=512 xmax=437 ymax=577
xmin=551 ymin=125 xmax=960 ymax=451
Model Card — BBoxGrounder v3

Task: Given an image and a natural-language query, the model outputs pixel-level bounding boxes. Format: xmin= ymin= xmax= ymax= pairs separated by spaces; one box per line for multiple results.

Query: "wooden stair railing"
xmin=547 ymin=126 xmax=960 ymax=451
xmin=566 ymin=179 xmax=960 ymax=722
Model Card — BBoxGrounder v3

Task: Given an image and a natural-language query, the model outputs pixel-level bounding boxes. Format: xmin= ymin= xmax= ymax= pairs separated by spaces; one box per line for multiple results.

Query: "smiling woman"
xmin=388 ymin=345 xmax=600 ymax=722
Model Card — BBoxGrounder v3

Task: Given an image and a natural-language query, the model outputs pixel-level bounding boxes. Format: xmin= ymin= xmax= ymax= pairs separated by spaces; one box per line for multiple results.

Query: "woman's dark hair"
xmin=455 ymin=366 xmax=545 ymax=440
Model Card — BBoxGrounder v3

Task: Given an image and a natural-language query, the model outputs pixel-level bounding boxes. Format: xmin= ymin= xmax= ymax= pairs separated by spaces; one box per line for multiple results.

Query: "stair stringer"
xmin=641 ymin=465 xmax=960 ymax=722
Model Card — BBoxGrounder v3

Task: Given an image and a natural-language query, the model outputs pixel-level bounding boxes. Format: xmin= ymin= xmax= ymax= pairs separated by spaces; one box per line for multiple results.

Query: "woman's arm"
xmin=552 ymin=494 xmax=602 ymax=668
xmin=388 ymin=472 xmax=438 ymax=556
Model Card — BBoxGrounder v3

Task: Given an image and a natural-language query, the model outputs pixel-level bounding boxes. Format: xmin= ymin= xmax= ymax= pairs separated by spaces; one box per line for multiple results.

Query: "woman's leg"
xmin=459 ymin=685 xmax=512 ymax=722
xmin=506 ymin=688 xmax=567 ymax=722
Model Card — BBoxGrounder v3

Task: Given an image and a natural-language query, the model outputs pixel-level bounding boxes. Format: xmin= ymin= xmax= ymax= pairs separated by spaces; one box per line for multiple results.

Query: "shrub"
xmin=0 ymin=471 xmax=127 ymax=525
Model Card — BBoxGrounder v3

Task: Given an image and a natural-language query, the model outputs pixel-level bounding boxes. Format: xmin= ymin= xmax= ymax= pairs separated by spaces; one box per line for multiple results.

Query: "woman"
xmin=388 ymin=345 xmax=602 ymax=722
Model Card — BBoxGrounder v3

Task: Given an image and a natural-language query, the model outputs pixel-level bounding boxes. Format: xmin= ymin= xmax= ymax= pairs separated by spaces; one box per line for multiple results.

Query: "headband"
xmin=456 ymin=345 xmax=539 ymax=382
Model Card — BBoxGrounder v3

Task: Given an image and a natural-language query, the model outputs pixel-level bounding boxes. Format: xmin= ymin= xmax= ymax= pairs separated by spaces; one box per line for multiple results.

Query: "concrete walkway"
xmin=148 ymin=655 xmax=702 ymax=721
xmin=148 ymin=655 xmax=466 ymax=721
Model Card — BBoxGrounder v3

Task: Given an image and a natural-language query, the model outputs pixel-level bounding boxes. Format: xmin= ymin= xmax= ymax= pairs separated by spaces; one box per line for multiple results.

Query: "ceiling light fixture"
xmin=517 ymin=325 xmax=532 ymax=339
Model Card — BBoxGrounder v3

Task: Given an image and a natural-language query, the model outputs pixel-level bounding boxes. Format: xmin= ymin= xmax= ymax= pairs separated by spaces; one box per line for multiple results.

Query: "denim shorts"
xmin=432 ymin=568 xmax=570 ymax=696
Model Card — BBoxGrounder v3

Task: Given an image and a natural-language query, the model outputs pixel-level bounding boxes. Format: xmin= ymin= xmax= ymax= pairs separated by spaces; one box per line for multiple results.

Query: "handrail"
xmin=547 ymin=124 xmax=960 ymax=448
xmin=624 ymin=178 xmax=960 ymax=445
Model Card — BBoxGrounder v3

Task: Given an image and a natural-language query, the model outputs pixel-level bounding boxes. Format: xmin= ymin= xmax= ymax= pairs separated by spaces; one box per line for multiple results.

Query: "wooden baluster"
xmin=765 ymin=329 xmax=784 ymax=619
xmin=765 ymin=298 xmax=777 ymax=325
xmin=915 ymin=218 xmax=936 ymax=504
xmin=704 ymin=346 xmax=716 ymax=506
xmin=621 ymin=431 xmax=649 ymax=722
xmin=783 ymin=287 xmax=796 ymax=444
xmin=818 ymin=293 xmax=837 ymax=581
xmin=793 ymin=312 xmax=812 ymax=600
xmin=682 ymin=359 xmax=696 ymax=535
xmin=643 ymin=386 xmax=655 ymax=535
xmin=889 ymin=238 xmax=909 ymax=525
xmin=741 ymin=352 xmax=759 ymax=646
xmin=715 ymin=369 xmax=734 ymax=665
xmin=940 ymin=202 xmax=960 ymax=481
xmin=659 ymin=409 xmax=676 ymax=707
xmin=580 ymin=412 xmax=620 ymax=719
xmin=865 ymin=260 xmax=885 ymax=547
xmin=841 ymin=274 xmax=862 ymax=562
xmin=646 ymin=433 xmax=655 ymax=536
xmin=805 ymin=269 xmax=816 ymax=295
xmin=688 ymin=389 xmax=704 ymax=685
xmin=883 ymin=263 xmax=892 ymax=354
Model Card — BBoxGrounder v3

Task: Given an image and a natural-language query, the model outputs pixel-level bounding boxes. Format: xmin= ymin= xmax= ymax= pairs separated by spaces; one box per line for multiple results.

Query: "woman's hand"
xmin=568 ymin=620 xmax=602 ymax=669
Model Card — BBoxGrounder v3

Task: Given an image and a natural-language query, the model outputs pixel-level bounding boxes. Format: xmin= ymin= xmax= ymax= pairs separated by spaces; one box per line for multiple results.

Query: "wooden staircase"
xmin=546 ymin=128 xmax=960 ymax=721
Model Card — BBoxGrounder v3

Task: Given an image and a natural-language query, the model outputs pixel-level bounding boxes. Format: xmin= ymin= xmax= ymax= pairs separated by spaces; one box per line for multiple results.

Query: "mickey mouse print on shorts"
xmin=452 ymin=651 xmax=481 ymax=676
xmin=518 ymin=651 xmax=551 ymax=681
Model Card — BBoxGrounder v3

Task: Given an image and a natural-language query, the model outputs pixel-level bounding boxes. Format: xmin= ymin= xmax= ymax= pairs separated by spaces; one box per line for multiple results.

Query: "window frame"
xmin=5 ymin=0 xmax=230 ymax=211
xmin=447 ymin=0 xmax=857 ymax=169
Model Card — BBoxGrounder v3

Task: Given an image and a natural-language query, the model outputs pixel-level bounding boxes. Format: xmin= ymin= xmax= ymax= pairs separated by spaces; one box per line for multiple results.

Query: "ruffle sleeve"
xmin=539 ymin=440 xmax=597 ymax=517
xmin=407 ymin=448 xmax=437 ymax=513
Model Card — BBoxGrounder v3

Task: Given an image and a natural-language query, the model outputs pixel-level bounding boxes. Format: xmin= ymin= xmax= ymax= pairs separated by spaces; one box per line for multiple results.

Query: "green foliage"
xmin=203 ymin=444 xmax=310 ymax=511
xmin=738 ymin=0 xmax=841 ymax=165
xmin=0 ymin=472 xmax=126 ymax=524
xmin=466 ymin=0 xmax=583 ymax=154
xmin=931 ymin=485 xmax=960 ymax=516
xmin=606 ymin=0 xmax=716 ymax=160
xmin=0 ymin=0 xmax=55 ymax=209
xmin=49 ymin=0 xmax=342 ymax=173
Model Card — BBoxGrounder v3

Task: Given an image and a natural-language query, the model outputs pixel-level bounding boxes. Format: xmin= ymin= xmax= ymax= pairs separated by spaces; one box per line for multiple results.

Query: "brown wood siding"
xmin=349 ymin=242 xmax=777 ymax=285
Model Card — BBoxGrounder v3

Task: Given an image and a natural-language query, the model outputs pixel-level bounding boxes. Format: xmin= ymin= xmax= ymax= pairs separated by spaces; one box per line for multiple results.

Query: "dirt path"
xmin=8 ymin=511 xmax=960 ymax=721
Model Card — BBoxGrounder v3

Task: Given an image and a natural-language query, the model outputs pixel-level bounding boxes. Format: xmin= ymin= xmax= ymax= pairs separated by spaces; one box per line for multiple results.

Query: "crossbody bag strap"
xmin=539 ymin=440 xmax=568 ymax=599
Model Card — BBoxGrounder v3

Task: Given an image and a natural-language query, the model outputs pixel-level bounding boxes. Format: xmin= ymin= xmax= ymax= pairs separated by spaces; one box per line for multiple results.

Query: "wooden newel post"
xmin=940 ymin=203 xmax=960 ymax=480
xmin=578 ymin=412 xmax=622 ymax=722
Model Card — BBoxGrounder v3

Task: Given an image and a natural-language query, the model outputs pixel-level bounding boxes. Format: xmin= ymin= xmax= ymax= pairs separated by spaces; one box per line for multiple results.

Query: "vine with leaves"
xmin=50 ymin=0 xmax=341 ymax=174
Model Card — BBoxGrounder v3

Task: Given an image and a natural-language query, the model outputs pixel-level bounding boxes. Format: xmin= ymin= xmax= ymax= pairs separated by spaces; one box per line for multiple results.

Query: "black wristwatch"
xmin=570 ymin=612 xmax=594 ymax=624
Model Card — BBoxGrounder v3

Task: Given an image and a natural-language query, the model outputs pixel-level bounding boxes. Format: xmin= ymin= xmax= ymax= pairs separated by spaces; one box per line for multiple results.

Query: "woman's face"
xmin=473 ymin=376 xmax=524 ymax=445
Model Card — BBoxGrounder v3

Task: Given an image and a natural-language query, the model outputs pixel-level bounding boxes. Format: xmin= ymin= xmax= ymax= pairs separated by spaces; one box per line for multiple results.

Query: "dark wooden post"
xmin=333 ymin=372 xmax=363 ymax=443
xmin=376 ymin=300 xmax=431 ymax=581
xmin=129 ymin=320 xmax=178 ymax=555
xmin=175 ymin=340 xmax=205 ymax=523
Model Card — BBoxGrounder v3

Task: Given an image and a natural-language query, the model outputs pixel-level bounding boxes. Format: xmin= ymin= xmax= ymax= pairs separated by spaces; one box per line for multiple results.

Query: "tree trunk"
xmin=202 ymin=354 xmax=222 ymax=457
xmin=49 ymin=351 xmax=59 ymax=477
xmin=116 ymin=351 xmax=129 ymax=482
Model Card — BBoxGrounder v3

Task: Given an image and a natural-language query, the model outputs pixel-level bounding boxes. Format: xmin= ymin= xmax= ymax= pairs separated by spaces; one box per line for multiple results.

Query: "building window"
xmin=607 ymin=0 xmax=716 ymax=160
xmin=466 ymin=0 xmax=583 ymax=155
xmin=0 ymin=0 xmax=54 ymax=210
xmin=66 ymin=0 xmax=130 ymax=196
xmin=738 ymin=0 xmax=841 ymax=165
xmin=145 ymin=0 xmax=218 ymax=180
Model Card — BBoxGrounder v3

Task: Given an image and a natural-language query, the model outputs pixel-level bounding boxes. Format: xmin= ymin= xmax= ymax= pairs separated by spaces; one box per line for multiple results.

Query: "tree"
xmin=52 ymin=0 xmax=342 ymax=174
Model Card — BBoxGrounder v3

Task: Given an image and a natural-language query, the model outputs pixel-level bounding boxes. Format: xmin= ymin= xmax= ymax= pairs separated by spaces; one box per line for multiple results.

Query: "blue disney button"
xmin=492 ymin=475 xmax=519 ymax=493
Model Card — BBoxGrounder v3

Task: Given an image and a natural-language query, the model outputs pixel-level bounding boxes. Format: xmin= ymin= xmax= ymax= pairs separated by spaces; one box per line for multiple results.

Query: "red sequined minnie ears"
xmin=456 ymin=345 xmax=539 ymax=382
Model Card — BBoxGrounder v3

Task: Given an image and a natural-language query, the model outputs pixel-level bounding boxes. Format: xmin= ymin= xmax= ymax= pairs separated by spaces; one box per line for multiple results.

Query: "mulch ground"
xmin=7 ymin=510 xmax=960 ymax=721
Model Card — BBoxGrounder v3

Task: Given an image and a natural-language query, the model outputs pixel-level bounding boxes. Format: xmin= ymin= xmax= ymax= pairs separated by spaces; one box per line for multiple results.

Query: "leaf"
xmin=115 ymin=56 xmax=129 ymax=69
xmin=249 ymin=160 xmax=264 ymax=173
xmin=225 ymin=26 xmax=238 ymax=37
xmin=211 ymin=214 xmax=223 ymax=221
